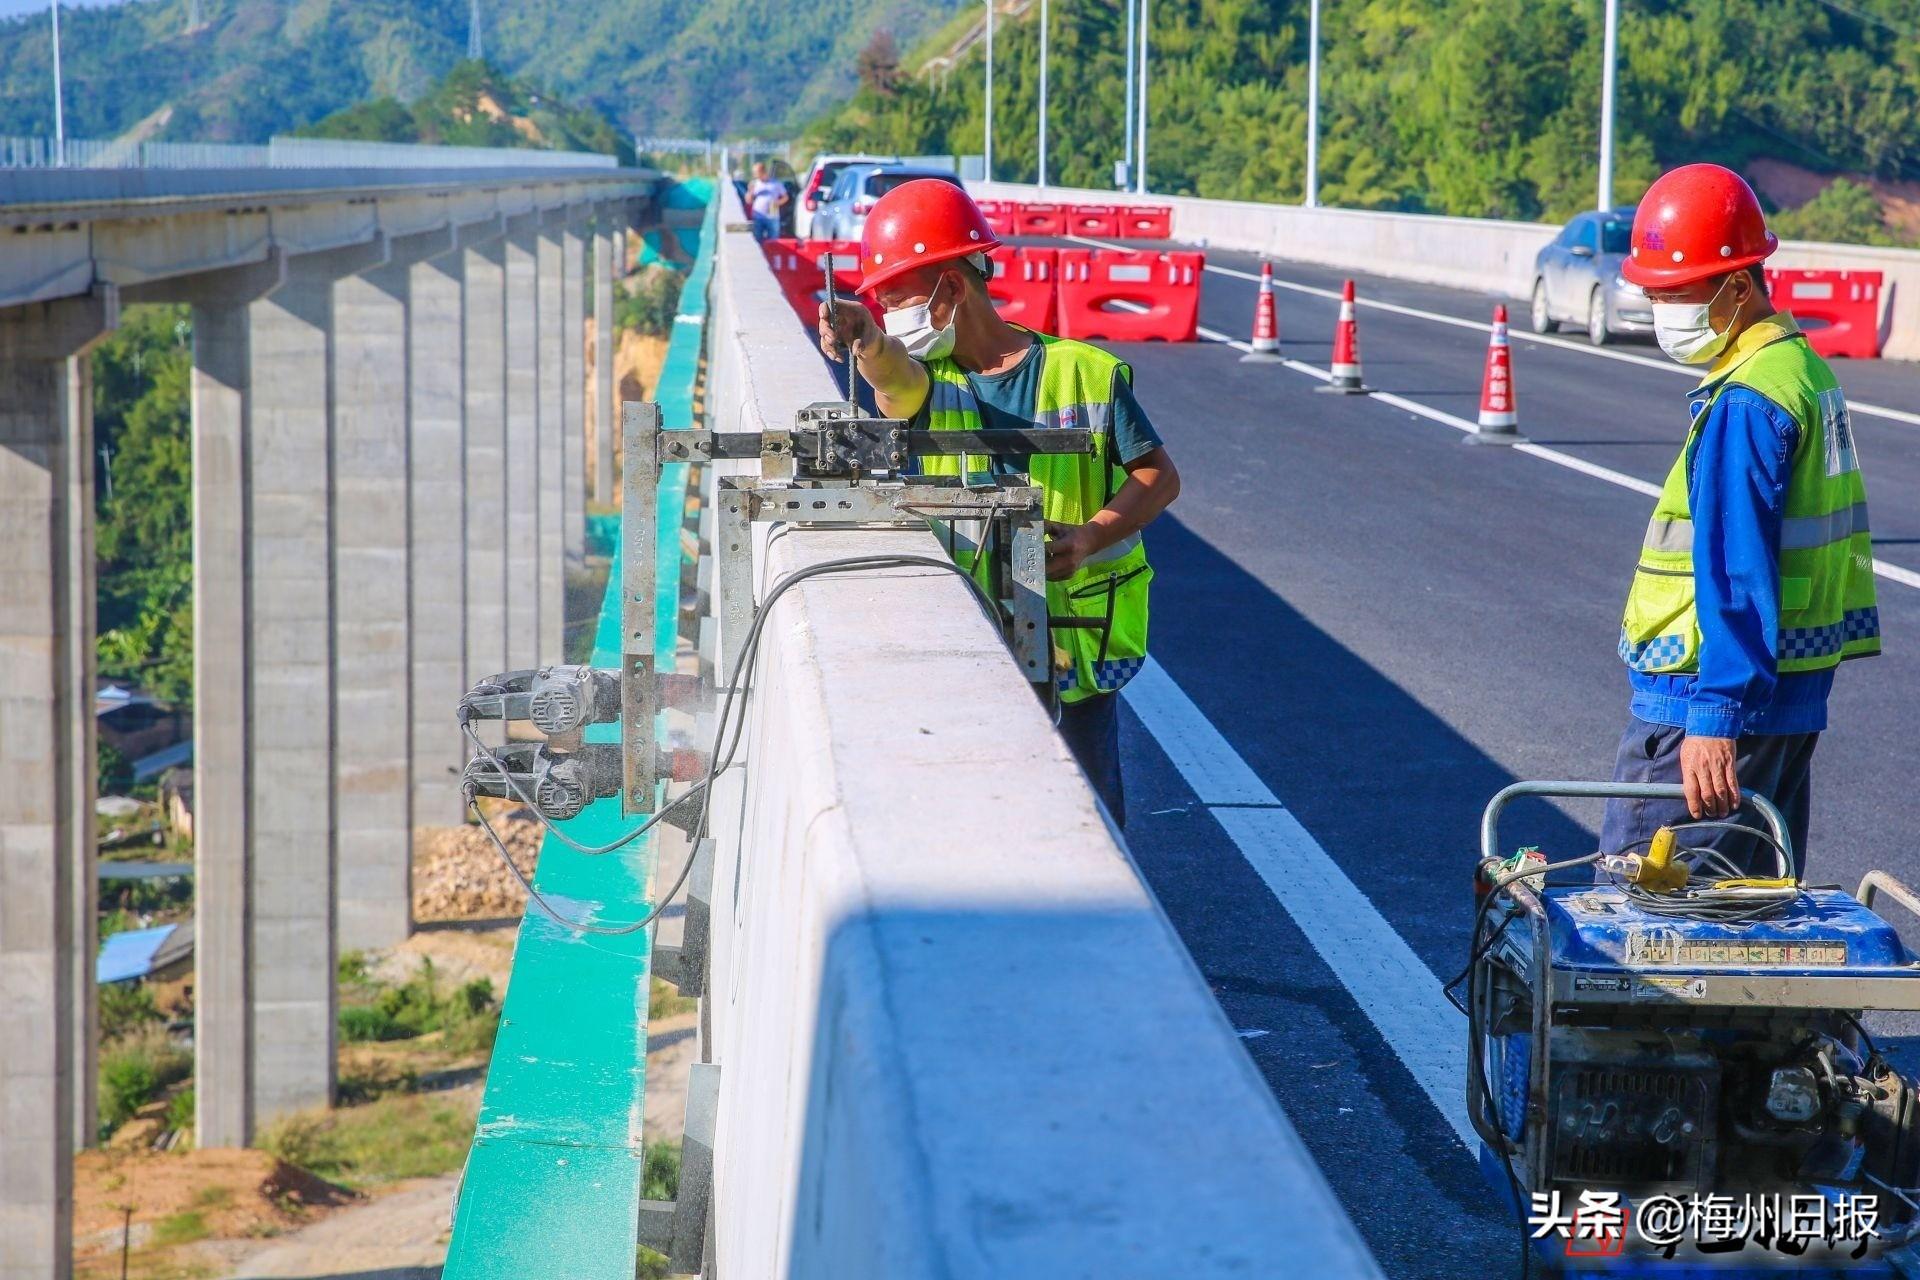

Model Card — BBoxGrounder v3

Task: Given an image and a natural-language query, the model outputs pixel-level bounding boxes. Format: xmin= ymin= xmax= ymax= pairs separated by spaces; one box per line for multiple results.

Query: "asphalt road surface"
xmin=1069 ymin=240 xmax=1920 ymax=1278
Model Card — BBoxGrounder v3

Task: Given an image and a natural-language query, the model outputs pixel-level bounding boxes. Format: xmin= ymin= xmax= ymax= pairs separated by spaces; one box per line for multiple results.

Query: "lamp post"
xmin=983 ymin=0 xmax=995 ymax=182
xmin=1122 ymin=0 xmax=1135 ymax=188
xmin=1305 ymin=0 xmax=1320 ymax=207
xmin=50 ymin=1 xmax=65 ymax=167
xmin=1134 ymin=0 xmax=1148 ymax=192
xmin=1037 ymin=0 xmax=1049 ymax=190
xmin=1598 ymin=0 xmax=1618 ymax=211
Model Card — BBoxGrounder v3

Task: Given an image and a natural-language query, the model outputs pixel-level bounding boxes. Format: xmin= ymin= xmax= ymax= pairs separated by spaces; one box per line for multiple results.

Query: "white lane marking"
xmin=1066 ymin=233 xmax=1920 ymax=428
xmin=1186 ymin=296 xmax=1916 ymax=584
xmin=1122 ymin=657 xmax=1475 ymax=1150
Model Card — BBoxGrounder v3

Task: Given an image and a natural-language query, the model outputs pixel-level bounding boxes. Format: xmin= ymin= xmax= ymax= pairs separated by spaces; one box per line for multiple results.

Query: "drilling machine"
xmin=1469 ymin=781 xmax=1920 ymax=1276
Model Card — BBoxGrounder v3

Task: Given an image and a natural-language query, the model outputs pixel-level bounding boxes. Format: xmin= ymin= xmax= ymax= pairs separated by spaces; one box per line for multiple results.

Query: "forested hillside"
xmin=809 ymin=0 xmax=1920 ymax=243
xmin=0 ymin=0 xmax=967 ymax=141
xmin=295 ymin=60 xmax=633 ymax=162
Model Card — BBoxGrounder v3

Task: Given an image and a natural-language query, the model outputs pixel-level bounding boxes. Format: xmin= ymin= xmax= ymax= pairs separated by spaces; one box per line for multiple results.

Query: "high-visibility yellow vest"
xmin=1620 ymin=315 xmax=1880 ymax=676
xmin=917 ymin=333 xmax=1152 ymax=702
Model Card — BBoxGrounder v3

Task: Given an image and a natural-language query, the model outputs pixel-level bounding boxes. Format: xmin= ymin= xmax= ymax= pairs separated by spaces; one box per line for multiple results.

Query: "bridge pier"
xmin=333 ymin=239 xmax=412 ymax=952
xmin=563 ymin=218 xmax=586 ymax=568
xmin=504 ymin=218 xmax=541 ymax=671
xmin=464 ymin=233 xmax=510 ymax=694
xmin=536 ymin=215 xmax=565 ymax=662
xmin=593 ymin=215 xmax=614 ymax=508
xmin=410 ymin=239 xmax=471 ymax=828
xmin=0 ymin=290 xmax=116 ymax=1280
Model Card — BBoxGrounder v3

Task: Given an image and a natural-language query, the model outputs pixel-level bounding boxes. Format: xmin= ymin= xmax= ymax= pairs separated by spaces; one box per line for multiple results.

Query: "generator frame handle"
xmin=1478 ymin=780 xmax=1794 ymax=870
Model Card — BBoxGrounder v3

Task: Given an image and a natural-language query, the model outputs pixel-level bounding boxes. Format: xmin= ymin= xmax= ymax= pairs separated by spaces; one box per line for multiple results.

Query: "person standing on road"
xmin=1602 ymin=164 xmax=1879 ymax=874
xmin=816 ymin=179 xmax=1181 ymax=827
xmin=746 ymin=162 xmax=788 ymax=242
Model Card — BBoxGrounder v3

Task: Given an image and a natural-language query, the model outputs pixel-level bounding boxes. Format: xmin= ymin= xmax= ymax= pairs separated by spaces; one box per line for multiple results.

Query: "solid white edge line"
xmin=1065 ymin=233 xmax=1920 ymax=429
xmin=1120 ymin=657 xmax=1476 ymax=1151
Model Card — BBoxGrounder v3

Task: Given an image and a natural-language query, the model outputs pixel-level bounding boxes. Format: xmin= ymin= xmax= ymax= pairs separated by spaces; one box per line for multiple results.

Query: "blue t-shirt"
xmin=910 ymin=336 xmax=1163 ymax=469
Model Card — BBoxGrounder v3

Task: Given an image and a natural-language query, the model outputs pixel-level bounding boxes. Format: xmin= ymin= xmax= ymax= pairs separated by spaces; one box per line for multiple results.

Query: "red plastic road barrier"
xmin=1013 ymin=203 xmax=1067 ymax=236
xmin=1066 ymin=205 xmax=1121 ymax=237
xmin=1765 ymin=268 xmax=1884 ymax=359
xmin=1054 ymin=249 xmax=1202 ymax=342
xmin=1115 ymin=205 xmax=1172 ymax=238
xmin=975 ymin=199 xmax=1018 ymax=237
xmin=762 ymin=239 xmax=881 ymax=327
xmin=1477 ymin=304 xmax=1518 ymax=433
xmin=987 ymin=245 xmax=1059 ymax=332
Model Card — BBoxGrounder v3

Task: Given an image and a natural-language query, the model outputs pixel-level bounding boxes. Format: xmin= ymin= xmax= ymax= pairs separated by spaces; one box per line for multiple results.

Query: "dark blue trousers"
xmin=1598 ymin=717 xmax=1819 ymax=877
xmin=1057 ymin=691 xmax=1126 ymax=829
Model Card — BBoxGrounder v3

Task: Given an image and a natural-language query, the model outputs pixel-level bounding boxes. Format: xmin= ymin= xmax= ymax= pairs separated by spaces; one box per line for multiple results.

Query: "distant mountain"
xmin=0 ymin=0 xmax=967 ymax=143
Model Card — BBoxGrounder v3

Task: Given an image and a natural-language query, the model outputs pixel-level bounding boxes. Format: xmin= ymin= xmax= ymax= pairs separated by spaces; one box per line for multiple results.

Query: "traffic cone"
xmin=1240 ymin=261 xmax=1282 ymax=363
xmin=1467 ymin=304 xmax=1527 ymax=445
xmin=1317 ymin=279 xmax=1368 ymax=394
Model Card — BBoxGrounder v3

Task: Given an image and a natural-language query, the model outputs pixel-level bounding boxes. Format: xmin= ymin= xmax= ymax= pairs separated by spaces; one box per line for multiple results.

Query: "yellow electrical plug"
xmin=1626 ymin=826 xmax=1691 ymax=892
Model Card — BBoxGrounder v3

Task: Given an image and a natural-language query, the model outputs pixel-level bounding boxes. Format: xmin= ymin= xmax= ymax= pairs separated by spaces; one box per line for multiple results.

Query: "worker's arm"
xmin=1045 ymin=373 xmax=1180 ymax=580
xmin=1682 ymin=387 xmax=1800 ymax=818
xmin=817 ymin=298 xmax=930 ymax=419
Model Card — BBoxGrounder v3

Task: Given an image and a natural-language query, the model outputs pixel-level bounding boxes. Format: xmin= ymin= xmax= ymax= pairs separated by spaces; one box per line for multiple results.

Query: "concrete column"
xmin=593 ymin=217 xmax=614 ymax=510
xmin=537 ymin=218 xmax=565 ymax=663
xmin=411 ymin=246 xmax=468 ymax=827
xmin=190 ymin=287 xmax=257 ymax=1151
xmin=332 ymin=249 xmax=411 ymax=951
xmin=64 ymin=353 xmax=100 ymax=1158
xmin=504 ymin=219 xmax=540 ymax=671
xmin=563 ymin=219 xmax=586 ymax=568
xmin=0 ymin=289 xmax=114 ymax=1280
xmin=247 ymin=256 xmax=345 ymax=1128
xmin=464 ymin=236 xmax=508 ymax=688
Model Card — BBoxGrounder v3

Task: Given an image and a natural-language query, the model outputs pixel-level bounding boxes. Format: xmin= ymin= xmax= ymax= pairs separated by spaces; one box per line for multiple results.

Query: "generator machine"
xmin=1469 ymin=781 xmax=1920 ymax=1275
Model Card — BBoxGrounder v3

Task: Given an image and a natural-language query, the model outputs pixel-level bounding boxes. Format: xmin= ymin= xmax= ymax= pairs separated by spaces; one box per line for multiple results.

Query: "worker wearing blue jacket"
xmin=1601 ymin=165 xmax=1879 ymax=875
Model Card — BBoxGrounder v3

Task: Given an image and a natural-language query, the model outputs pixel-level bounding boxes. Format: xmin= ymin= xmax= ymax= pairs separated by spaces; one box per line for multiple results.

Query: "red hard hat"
xmin=857 ymin=178 xmax=1002 ymax=295
xmin=1620 ymin=163 xmax=1778 ymax=290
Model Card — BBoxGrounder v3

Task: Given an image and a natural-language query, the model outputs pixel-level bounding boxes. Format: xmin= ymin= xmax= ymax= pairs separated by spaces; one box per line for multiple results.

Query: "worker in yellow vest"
xmin=1604 ymin=165 xmax=1879 ymax=874
xmin=817 ymin=179 xmax=1181 ymax=827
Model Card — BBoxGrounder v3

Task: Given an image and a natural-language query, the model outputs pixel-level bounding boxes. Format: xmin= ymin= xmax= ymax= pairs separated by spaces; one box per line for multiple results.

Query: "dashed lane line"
xmin=1066 ymin=233 xmax=1920 ymax=429
xmin=1174 ymin=314 xmax=1920 ymax=590
xmin=1121 ymin=657 xmax=1476 ymax=1150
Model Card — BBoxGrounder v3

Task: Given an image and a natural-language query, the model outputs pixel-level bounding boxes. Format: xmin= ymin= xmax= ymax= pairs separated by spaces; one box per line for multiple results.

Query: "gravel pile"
xmin=412 ymin=808 xmax=541 ymax=922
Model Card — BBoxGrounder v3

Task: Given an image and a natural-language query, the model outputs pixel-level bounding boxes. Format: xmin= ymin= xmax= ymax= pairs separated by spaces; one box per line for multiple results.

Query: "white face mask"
xmin=883 ymin=276 xmax=957 ymax=361
xmin=1651 ymin=273 xmax=1738 ymax=365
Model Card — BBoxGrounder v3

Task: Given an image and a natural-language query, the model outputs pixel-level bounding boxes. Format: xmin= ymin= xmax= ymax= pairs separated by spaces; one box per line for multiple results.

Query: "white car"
xmin=797 ymin=152 xmax=896 ymax=239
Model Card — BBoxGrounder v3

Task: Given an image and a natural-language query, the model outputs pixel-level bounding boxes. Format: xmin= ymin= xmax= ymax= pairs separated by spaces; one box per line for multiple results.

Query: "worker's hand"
xmin=1045 ymin=521 xmax=1094 ymax=581
xmin=1680 ymin=734 xmax=1741 ymax=821
xmin=818 ymin=299 xmax=879 ymax=365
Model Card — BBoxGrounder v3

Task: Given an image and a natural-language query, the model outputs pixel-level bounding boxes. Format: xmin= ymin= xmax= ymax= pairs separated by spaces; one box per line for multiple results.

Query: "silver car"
xmin=1529 ymin=209 xmax=1653 ymax=346
xmin=813 ymin=165 xmax=967 ymax=243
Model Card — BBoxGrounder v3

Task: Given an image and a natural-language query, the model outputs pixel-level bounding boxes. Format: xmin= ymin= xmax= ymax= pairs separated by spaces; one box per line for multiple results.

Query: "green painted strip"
xmin=443 ymin=183 xmax=717 ymax=1280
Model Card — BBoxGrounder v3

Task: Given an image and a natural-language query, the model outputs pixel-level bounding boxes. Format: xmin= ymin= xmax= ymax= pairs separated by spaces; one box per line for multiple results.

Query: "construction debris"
xmin=411 ymin=807 xmax=541 ymax=923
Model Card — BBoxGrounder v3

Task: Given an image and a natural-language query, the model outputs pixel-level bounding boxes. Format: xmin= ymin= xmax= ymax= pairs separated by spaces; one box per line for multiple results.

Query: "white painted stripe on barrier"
xmin=1068 ymin=233 xmax=1920 ymax=428
xmin=1122 ymin=657 xmax=1476 ymax=1150
xmin=1188 ymin=308 xmax=1918 ymax=587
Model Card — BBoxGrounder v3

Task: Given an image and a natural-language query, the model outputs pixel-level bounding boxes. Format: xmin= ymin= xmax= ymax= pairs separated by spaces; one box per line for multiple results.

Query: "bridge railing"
xmin=0 ymin=134 xmax=617 ymax=170
xmin=972 ymin=178 xmax=1920 ymax=361
xmin=693 ymin=178 xmax=1385 ymax=1275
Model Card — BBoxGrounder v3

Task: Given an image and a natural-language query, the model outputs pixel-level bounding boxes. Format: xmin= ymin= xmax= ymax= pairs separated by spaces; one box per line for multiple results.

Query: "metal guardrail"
xmin=0 ymin=134 xmax=618 ymax=171
xmin=635 ymin=135 xmax=789 ymax=156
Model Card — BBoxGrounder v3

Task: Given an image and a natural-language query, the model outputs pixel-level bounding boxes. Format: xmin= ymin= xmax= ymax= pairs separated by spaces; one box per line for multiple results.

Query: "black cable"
xmin=464 ymin=551 xmax=1007 ymax=936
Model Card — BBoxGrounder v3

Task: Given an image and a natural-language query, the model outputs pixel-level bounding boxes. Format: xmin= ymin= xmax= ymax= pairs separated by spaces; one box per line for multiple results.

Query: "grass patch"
xmin=336 ymin=957 xmax=499 ymax=1054
xmin=259 ymin=1091 xmax=478 ymax=1190
xmin=641 ymin=1141 xmax=680 ymax=1202
xmin=637 ymin=1246 xmax=671 ymax=1280
xmin=99 ymin=1026 xmax=191 ymax=1137
xmin=648 ymin=977 xmax=695 ymax=1022
xmin=150 ymin=1210 xmax=208 ymax=1246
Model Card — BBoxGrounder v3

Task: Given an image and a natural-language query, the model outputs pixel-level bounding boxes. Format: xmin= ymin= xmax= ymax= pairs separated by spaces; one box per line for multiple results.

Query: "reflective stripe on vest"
xmin=1643 ymin=501 xmax=1872 ymax=554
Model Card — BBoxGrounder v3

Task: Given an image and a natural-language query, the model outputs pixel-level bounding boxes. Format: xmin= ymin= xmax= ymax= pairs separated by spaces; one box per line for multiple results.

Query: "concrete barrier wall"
xmin=974 ymin=180 xmax=1920 ymax=361
xmin=700 ymin=182 xmax=1384 ymax=1276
